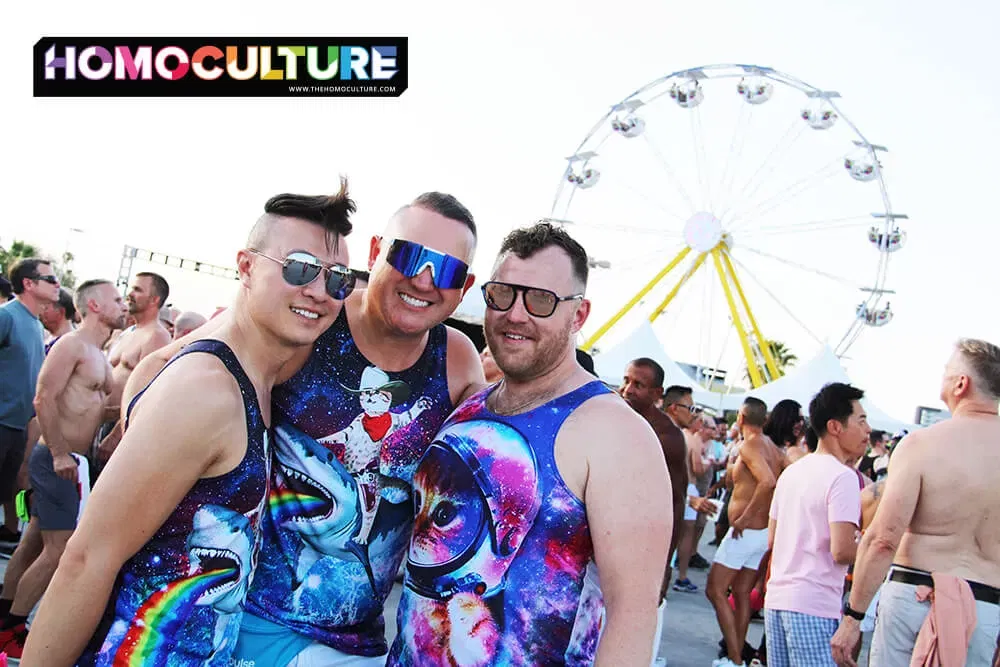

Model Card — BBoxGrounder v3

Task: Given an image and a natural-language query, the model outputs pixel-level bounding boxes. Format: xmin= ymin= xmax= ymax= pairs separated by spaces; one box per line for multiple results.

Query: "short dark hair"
xmin=136 ymin=272 xmax=169 ymax=309
xmin=0 ymin=276 xmax=12 ymax=301
xmin=741 ymin=397 xmax=768 ymax=427
xmin=663 ymin=385 xmax=693 ymax=405
xmin=252 ymin=177 xmax=357 ymax=253
xmin=54 ymin=288 xmax=77 ymax=321
xmin=75 ymin=279 xmax=114 ymax=316
xmin=8 ymin=258 xmax=52 ymax=295
xmin=498 ymin=222 xmax=589 ymax=288
xmin=805 ymin=425 xmax=819 ymax=452
xmin=630 ymin=357 xmax=665 ymax=388
xmin=409 ymin=192 xmax=477 ymax=238
xmin=808 ymin=382 xmax=865 ymax=437
xmin=869 ymin=429 xmax=885 ymax=446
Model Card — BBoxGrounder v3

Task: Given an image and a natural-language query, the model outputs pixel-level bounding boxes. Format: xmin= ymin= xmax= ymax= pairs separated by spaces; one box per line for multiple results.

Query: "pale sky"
xmin=4 ymin=0 xmax=998 ymax=422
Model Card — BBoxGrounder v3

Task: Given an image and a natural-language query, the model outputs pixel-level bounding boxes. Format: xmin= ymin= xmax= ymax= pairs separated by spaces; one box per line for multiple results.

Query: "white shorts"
xmin=684 ymin=483 xmax=699 ymax=521
xmin=713 ymin=526 xmax=769 ymax=571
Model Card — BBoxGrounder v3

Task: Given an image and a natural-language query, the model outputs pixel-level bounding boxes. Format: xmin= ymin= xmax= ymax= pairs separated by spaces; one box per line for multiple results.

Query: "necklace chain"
xmin=490 ymin=379 xmax=561 ymax=416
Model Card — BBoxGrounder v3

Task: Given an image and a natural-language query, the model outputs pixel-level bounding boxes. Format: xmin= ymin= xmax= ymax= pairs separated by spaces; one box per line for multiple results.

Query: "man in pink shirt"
xmin=764 ymin=382 xmax=871 ymax=666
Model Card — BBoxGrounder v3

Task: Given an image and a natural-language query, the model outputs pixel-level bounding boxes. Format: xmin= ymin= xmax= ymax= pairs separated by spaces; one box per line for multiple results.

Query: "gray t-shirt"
xmin=0 ymin=299 xmax=45 ymax=430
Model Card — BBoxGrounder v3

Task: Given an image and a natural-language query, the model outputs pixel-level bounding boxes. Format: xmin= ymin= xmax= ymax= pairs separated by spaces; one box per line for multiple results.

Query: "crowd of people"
xmin=0 ymin=180 xmax=997 ymax=667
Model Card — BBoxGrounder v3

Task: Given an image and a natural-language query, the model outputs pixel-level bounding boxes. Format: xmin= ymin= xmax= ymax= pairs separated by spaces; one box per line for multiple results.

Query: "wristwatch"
xmin=842 ymin=602 xmax=866 ymax=621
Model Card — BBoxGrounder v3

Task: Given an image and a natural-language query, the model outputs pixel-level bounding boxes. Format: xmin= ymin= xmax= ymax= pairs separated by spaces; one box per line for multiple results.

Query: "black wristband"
xmin=842 ymin=602 xmax=866 ymax=621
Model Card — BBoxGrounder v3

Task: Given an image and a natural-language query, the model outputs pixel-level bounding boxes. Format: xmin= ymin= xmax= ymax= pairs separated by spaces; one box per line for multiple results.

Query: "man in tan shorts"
xmin=706 ymin=396 xmax=784 ymax=667
xmin=0 ymin=279 xmax=127 ymax=658
xmin=832 ymin=338 xmax=1000 ymax=667
xmin=95 ymin=272 xmax=171 ymax=463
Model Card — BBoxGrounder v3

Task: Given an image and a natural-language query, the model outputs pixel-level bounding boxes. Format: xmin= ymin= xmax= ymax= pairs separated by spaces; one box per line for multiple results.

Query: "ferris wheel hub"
xmin=683 ymin=211 xmax=723 ymax=253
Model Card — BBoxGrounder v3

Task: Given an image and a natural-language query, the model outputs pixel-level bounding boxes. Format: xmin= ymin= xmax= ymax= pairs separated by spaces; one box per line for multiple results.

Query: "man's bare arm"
xmin=847 ymin=434 xmax=921 ymax=613
xmin=20 ymin=356 xmax=240 ymax=667
xmin=445 ymin=327 xmax=488 ymax=406
xmin=585 ymin=403 xmax=672 ymax=667
xmin=32 ymin=337 xmax=84 ymax=480
xmin=731 ymin=437 xmax=778 ymax=531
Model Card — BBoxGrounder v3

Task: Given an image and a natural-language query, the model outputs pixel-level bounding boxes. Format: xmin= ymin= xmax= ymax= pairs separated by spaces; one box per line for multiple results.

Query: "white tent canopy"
xmin=591 ymin=321 xmax=918 ymax=433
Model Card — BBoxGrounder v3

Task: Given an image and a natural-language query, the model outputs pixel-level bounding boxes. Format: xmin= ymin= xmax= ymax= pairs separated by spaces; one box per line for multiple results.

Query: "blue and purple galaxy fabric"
xmin=388 ymin=381 xmax=612 ymax=666
xmin=78 ymin=340 xmax=270 ymax=667
xmin=244 ymin=310 xmax=453 ymax=656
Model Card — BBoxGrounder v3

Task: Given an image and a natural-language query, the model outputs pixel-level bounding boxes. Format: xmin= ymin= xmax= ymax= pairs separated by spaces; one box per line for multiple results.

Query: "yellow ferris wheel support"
xmin=580 ymin=239 xmax=782 ymax=389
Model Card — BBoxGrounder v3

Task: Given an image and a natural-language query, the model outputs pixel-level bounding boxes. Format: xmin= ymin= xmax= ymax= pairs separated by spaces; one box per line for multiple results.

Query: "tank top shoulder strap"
xmin=125 ymin=339 xmax=263 ymax=432
xmin=549 ymin=379 xmax=612 ymax=410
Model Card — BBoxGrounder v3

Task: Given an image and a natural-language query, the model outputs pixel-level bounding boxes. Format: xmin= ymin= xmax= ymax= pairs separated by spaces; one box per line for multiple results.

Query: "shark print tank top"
xmin=388 ymin=380 xmax=612 ymax=667
xmin=77 ymin=340 xmax=270 ymax=667
xmin=244 ymin=308 xmax=453 ymax=656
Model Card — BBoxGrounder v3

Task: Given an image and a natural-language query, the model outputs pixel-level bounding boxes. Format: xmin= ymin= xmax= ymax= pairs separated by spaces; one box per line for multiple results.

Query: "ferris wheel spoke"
xmin=642 ymin=134 xmax=699 ymax=214
xmin=564 ymin=218 xmax=682 ymax=238
xmin=603 ymin=175 xmax=691 ymax=226
xmin=735 ymin=244 xmax=863 ymax=289
xmin=727 ymin=253 xmax=824 ymax=346
xmin=690 ymin=109 xmax=713 ymax=210
xmin=649 ymin=252 xmax=708 ymax=322
xmin=739 ymin=215 xmax=873 ymax=238
xmin=727 ymin=160 xmax=842 ymax=234
xmin=715 ymin=103 xmax=754 ymax=215
xmin=719 ymin=117 xmax=805 ymax=222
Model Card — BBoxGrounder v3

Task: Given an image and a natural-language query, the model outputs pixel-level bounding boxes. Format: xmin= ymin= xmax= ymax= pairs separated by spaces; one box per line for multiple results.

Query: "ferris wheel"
xmin=550 ymin=64 xmax=907 ymax=388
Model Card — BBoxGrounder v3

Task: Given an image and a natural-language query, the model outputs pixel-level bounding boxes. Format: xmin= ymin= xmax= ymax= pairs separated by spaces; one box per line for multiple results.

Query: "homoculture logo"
xmin=33 ymin=37 xmax=407 ymax=97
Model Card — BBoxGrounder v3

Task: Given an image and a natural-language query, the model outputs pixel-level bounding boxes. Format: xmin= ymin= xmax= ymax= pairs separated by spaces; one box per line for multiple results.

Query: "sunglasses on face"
xmin=250 ymin=250 xmax=366 ymax=300
xmin=673 ymin=403 xmax=702 ymax=414
xmin=481 ymin=281 xmax=584 ymax=319
xmin=32 ymin=274 xmax=59 ymax=286
xmin=385 ymin=239 xmax=469 ymax=290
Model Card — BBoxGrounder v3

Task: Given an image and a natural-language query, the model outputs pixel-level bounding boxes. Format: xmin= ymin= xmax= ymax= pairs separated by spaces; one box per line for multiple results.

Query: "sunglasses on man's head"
xmin=32 ymin=274 xmax=59 ymax=285
xmin=385 ymin=239 xmax=469 ymax=290
xmin=481 ymin=281 xmax=584 ymax=319
xmin=250 ymin=249 xmax=366 ymax=300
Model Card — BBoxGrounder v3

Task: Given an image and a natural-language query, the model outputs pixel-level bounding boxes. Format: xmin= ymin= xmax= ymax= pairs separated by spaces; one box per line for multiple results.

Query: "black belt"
xmin=889 ymin=567 xmax=1000 ymax=605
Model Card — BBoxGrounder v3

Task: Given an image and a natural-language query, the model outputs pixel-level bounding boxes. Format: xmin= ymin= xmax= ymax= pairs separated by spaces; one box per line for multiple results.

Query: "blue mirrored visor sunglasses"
xmin=250 ymin=250 xmax=366 ymax=300
xmin=385 ymin=239 xmax=469 ymax=290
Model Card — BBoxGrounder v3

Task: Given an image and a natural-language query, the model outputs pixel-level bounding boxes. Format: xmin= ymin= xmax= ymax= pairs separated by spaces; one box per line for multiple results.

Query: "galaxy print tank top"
xmin=388 ymin=380 xmax=612 ymax=667
xmin=244 ymin=308 xmax=453 ymax=656
xmin=77 ymin=340 xmax=270 ymax=667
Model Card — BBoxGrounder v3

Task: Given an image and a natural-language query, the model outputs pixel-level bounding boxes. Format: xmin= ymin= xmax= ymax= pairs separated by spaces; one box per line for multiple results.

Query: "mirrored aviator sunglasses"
xmin=385 ymin=239 xmax=469 ymax=289
xmin=253 ymin=250 xmax=365 ymax=300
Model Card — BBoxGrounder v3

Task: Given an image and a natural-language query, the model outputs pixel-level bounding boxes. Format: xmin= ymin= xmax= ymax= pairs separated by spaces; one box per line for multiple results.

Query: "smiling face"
xmin=484 ymin=246 xmax=589 ymax=383
xmin=366 ymin=206 xmax=476 ymax=337
xmin=241 ymin=216 xmax=350 ymax=348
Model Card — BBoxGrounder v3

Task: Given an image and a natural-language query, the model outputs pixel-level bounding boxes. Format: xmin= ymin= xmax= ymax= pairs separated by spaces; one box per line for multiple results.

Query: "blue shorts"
xmin=764 ymin=608 xmax=838 ymax=667
xmin=233 ymin=613 xmax=384 ymax=666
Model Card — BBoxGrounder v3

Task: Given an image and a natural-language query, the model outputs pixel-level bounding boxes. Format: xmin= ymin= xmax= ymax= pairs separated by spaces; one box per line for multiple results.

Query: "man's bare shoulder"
xmin=444 ymin=326 xmax=487 ymax=402
xmin=131 ymin=353 xmax=245 ymax=424
xmin=568 ymin=391 xmax=659 ymax=453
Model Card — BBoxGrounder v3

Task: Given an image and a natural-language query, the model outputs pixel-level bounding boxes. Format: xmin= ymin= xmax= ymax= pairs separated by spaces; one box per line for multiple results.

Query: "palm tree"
xmin=0 ymin=240 xmax=39 ymax=276
xmin=744 ymin=339 xmax=798 ymax=385
xmin=0 ymin=241 xmax=76 ymax=288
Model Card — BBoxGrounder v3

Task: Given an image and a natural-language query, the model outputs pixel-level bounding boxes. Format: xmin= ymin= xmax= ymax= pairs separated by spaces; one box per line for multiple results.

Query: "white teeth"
xmin=291 ymin=307 xmax=319 ymax=320
xmin=506 ymin=334 xmax=526 ymax=340
xmin=399 ymin=293 xmax=431 ymax=308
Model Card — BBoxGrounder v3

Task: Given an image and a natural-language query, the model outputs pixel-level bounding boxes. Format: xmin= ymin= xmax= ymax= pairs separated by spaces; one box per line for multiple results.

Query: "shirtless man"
xmin=96 ymin=272 xmax=171 ymax=461
xmin=620 ymin=359 xmax=687 ymax=661
xmin=621 ymin=364 xmax=689 ymax=599
xmin=0 ymin=280 xmax=126 ymax=658
xmin=673 ymin=408 xmax=715 ymax=593
xmin=706 ymin=396 xmax=783 ymax=667
xmin=832 ymin=338 xmax=1000 ymax=667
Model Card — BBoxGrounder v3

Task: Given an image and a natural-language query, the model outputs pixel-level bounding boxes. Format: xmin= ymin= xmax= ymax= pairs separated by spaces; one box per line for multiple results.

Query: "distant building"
xmin=914 ymin=406 xmax=949 ymax=426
